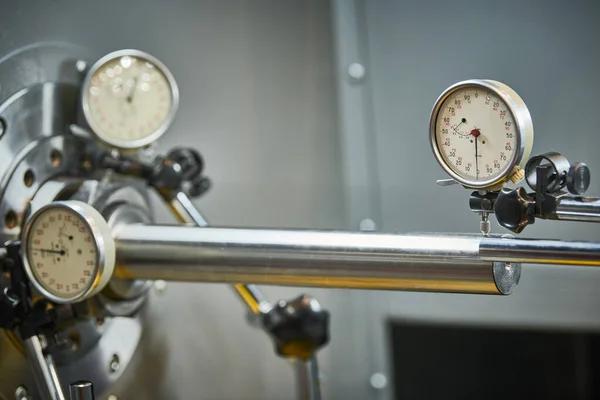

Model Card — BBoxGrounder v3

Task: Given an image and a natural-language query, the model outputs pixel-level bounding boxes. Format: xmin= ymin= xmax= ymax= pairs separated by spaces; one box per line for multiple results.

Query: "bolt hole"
xmin=5 ymin=211 xmax=17 ymax=229
xmin=80 ymin=154 xmax=93 ymax=171
xmin=50 ymin=149 xmax=63 ymax=168
xmin=0 ymin=117 xmax=5 ymax=139
xmin=109 ymin=354 xmax=120 ymax=372
xmin=24 ymin=170 xmax=35 ymax=187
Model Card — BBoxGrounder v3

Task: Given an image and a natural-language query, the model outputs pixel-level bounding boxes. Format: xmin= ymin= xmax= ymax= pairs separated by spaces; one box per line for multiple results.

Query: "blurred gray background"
xmin=1 ymin=0 xmax=600 ymax=399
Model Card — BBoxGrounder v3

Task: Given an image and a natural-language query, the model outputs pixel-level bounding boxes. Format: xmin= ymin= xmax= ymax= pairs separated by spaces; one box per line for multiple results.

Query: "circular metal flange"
xmin=0 ymin=130 xmax=96 ymax=241
xmin=0 ymin=42 xmax=147 ymax=400
xmin=40 ymin=315 xmax=144 ymax=397
xmin=0 ymin=41 xmax=93 ymax=106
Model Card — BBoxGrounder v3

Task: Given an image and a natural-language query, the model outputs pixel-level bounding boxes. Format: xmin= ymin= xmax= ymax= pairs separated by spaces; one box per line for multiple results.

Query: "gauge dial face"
xmin=83 ymin=50 xmax=178 ymax=148
xmin=434 ymin=86 xmax=518 ymax=186
xmin=25 ymin=207 xmax=99 ymax=300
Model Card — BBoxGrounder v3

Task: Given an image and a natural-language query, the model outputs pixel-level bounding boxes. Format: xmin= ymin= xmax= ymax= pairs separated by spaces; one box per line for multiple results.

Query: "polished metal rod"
xmin=24 ymin=335 xmax=66 ymax=400
xmin=295 ymin=357 xmax=321 ymax=400
xmin=112 ymin=225 xmax=536 ymax=295
xmin=555 ymin=196 xmax=600 ymax=223
xmin=480 ymin=236 xmax=600 ymax=266
xmin=167 ymin=192 xmax=268 ymax=314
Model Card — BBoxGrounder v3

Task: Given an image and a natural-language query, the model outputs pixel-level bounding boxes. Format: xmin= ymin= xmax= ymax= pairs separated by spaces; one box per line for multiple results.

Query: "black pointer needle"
xmin=475 ymin=136 xmax=479 ymax=177
xmin=452 ymin=118 xmax=468 ymax=136
xmin=58 ymin=231 xmax=74 ymax=241
xmin=452 ymin=121 xmax=463 ymax=135
xmin=126 ymin=78 xmax=138 ymax=104
xmin=470 ymin=128 xmax=481 ymax=177
xmin=33 ymin=248 xmax=66 ymax=255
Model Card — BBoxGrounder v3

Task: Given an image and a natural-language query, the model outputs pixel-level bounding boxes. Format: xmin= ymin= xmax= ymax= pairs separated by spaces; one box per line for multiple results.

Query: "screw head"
xmin=369 ymin=372 xmax=388 ymax=390
xmin=348 ymin=63 xmax=366 ymax=80
xmin=359 ymin=218 xmax=377 ymax=231
xmin=154 ymin=280 xmax=167 ymax=294
xmin=76 ymin=60 xmax=87 ymax=73
xmin=15 ymin=385 xmax=29 ymax=400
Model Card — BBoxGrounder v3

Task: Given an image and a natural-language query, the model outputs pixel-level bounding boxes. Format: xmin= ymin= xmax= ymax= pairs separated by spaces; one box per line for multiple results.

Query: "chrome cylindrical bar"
xmin=167 ymin=192 xmax=268 ymax=314
xmin=479 ymin=236 xmax=600 ymax=266
xmin=113 ymin=225 xmax=522 ymax=295
xmin=555 ymin=196 xmax=600 ymax=223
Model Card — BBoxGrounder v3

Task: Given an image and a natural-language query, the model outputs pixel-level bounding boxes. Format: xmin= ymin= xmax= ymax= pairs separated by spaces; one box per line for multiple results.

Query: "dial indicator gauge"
xmin=21 ymin=201 xmax=116 ymax=304
xmin=429 ymin=80 xmax=534 ymax=190
xmin=81 ymin=49 xmax=179 ymax=149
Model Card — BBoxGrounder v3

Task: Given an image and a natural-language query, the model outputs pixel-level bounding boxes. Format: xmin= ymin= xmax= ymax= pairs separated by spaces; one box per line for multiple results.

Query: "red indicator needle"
xmin=470 ymin=129 xmax=481 ymax=137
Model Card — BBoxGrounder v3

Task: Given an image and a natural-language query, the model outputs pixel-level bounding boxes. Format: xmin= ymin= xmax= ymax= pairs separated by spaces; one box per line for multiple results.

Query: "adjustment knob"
xmin=167 ymin=148 xmax=205 ymax=182
xmin=508 ymin=166 xmax=525 ymax=184
xmin=567 ymin=162 xmax=591 ymax=195
xmin=261 ymin=294 xmax=329 ymax=360
xmin=494 ymin=187 xmax=536 ymax=233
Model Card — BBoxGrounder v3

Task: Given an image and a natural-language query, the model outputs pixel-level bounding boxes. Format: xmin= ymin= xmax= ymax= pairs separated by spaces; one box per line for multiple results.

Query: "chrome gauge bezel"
xmin=429 ymin=79 xmax=534 ymax=189
xmin=81 ymin=49 xmax=180 ymax=149
xmin=21 ymin=201 xmax=116 ymax=304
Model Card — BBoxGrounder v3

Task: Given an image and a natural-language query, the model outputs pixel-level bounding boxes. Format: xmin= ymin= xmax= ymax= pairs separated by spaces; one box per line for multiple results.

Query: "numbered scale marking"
xmin=430 ymin=80 xmax=534 ymax=190
xmin=22 ymin=201 xmax=116 ymax=304
xmin=81 ymin=49 xmax=179 ymax=149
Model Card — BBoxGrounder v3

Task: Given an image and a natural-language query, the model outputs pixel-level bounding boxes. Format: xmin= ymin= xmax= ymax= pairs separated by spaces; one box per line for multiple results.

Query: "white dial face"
xmin=85 ymin=54 xmax=174 ymax=146
xmin=26 ymin=208 xmax=98 ymax=300
xmin=435 ymin=86 xmax=518 ymax=184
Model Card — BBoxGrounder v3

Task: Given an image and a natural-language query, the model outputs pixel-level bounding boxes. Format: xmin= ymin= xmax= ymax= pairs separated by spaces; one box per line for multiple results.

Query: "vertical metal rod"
xmin=167 ymin=192 xmax=268 ymax=314
xmin=23 ymin=335 xmax=66 ymax=400
xmin=295 ymin=357 xmax=321 ymax=400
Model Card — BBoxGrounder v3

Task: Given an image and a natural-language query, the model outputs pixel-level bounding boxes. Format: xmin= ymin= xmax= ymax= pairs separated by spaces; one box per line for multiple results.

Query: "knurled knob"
xmin=509 ymin=166 xmax=525 ymax=184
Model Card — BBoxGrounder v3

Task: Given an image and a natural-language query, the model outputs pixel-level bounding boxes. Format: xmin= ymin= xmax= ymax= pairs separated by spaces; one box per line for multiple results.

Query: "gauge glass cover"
xmin=25 ymin=207 xmax=99 ymax=300
xmin=82 ymin=50 xmax=179 ymax=149
xmin=430 ymin=80 xmax=533 ymax=189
